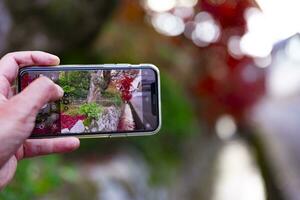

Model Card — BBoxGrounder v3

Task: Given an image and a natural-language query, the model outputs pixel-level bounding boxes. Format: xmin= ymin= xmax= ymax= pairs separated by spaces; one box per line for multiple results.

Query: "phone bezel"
xmin=18 ymin=64 xmax=161 ymax=139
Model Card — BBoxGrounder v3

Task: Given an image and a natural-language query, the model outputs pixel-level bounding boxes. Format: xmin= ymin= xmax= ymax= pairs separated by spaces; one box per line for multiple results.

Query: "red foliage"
xmin=189 ymin=0 xmax=265 ymax=127
xmin=118 ymin=76 xmax=134 ymax=102
xmin=194 ymin=55 xmax=265 ymax=125
xmin=32 ymin=114 xmax=86 ymax=134
xmin=61 ymin=114 xmax=86 ymax=129
xmin=20 ymin=73 xmax=35 ymax=89
xmin=200 ymin=0 xmax=253 ymax=28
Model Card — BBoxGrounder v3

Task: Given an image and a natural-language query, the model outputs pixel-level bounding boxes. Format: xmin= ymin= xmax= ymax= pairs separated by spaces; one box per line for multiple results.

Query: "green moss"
xmin=102 ymin=91 xmax=123 ymax=107
xmin=64 ymin=106 xmax=80 ymax=116
xmin=79 ymin=103 xmax=103 ymax=120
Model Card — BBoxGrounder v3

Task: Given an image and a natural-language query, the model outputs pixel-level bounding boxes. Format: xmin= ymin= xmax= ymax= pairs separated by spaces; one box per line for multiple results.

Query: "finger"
xmin=8 ymin=76 xmax=64 ymax=119
xmin=0 ymin=156 xmax=17 ymax=190
xmin=0 ymin=75 xmax=10 ymax=100
xmin=16 ymin=137 xmax=80 ymax=160
xmin=0 ymin=51 xmax=60 ymax=84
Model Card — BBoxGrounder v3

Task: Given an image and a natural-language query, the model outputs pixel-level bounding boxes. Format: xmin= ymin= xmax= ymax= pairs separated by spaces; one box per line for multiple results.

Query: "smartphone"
xmin=18 ymin=64 xmax=161 ymax=139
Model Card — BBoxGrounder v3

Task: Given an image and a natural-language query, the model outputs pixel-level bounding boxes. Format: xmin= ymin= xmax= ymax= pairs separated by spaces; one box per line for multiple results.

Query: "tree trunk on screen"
xmin=87 ymin=70 xmax=111 ymax=103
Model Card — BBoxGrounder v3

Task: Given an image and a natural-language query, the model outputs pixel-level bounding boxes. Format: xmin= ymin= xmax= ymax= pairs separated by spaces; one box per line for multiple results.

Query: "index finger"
xmin=0 ymin=51 xmax=60 ymax=84
xmin=16 ymin=137 xmax=80 ymax=160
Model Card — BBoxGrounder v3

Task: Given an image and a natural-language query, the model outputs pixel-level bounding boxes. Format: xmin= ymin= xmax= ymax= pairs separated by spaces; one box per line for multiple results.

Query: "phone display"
xmin=18 ymin=65 xmax=160 ymax=138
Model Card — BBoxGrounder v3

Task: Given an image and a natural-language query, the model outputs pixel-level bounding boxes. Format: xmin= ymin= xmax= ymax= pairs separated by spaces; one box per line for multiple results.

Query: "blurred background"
xmin=1 ymin=0 xmax=300 ymax=199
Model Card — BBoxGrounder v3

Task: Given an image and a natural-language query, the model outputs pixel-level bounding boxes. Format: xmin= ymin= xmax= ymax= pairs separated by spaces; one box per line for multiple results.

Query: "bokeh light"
xmin=146 ymin=0 xmax=176 ymax=12
xmin=215 ymin=114 xmax=237 ymax=140
xmin=227 ymin=35 xmax=243 ymax=59
xmin=256 ymin=0 xmax=300 ymax=40
xmin=177 ymin=0 xmax=198 ymax=7
xmin=173 ymin=7 xmax=194 ymax=19
xmin=145 ymin=0 xmax=198 ymax=12
xmin=241 ymin=1 xmax=300 ymax=58
xmin=240 ymin=8 xmax=272 ymax=58
xmin=152 ymin=12 xmax=185 ymax=36
xmin=254 ymin=55 xmax=272 ymax=68
xmin=240 ymin=32 xmax=272 ymax=58
xmin=192 ymin=12 xmax=221 ymax=47
xmin=145 ymin=1 xmax=223 ymax=47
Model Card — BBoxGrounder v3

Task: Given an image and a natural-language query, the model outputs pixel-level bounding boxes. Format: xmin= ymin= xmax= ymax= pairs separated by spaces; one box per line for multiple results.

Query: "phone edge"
xmin=18 ymin=64 xmax=162 ymax=139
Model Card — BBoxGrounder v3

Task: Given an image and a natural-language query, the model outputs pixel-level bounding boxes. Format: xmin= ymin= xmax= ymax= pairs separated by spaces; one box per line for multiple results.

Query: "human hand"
xmin=0 ymin=51 xmax=80 ymax=190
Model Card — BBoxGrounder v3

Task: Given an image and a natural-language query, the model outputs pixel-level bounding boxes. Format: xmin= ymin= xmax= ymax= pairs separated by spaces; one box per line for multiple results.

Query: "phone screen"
xmin=19 ymin=67 xmax=159 ymax=137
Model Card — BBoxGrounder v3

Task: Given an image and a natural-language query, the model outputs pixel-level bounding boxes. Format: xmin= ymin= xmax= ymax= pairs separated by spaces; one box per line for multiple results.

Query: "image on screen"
xmin=20 ymin=68 xmax=158 ymax=136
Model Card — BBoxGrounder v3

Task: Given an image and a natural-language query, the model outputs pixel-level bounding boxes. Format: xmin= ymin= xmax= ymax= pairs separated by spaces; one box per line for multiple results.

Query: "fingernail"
xmin=66 ymin=138 xmax=80 ymax=150
xmin=55 ymin=84 xmax=64 ymax=97
xmin=48 ymin=54 xmax=60 ymax=65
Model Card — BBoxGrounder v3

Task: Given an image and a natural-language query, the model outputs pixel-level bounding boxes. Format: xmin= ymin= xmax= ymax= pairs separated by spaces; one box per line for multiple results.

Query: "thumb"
xmin=10 ymin=76 xmax=64 ymax=121
xmin=0 ymin=76 xmax=63 ymax=167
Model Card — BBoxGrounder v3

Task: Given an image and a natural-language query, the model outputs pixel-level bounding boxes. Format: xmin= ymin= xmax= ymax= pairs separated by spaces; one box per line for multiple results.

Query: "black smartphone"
xmin=18 ymin=64 xmax=161 ymax=138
